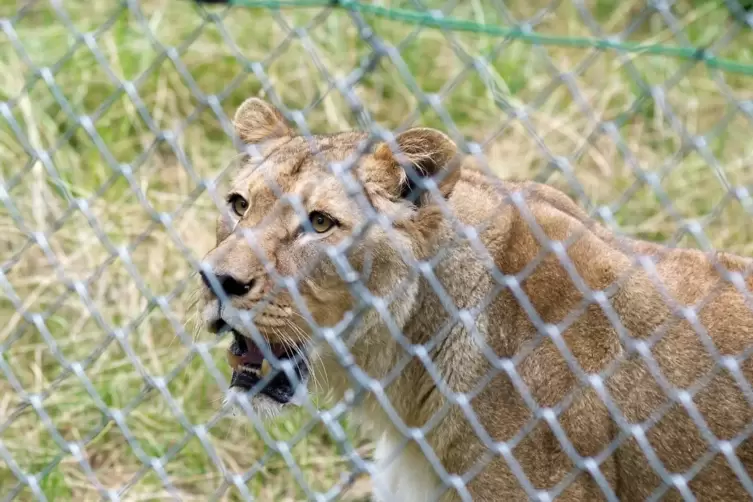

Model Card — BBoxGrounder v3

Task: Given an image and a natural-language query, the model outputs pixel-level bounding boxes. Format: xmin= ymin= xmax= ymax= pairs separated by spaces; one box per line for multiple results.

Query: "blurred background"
xmin=1 ymin=0 xmax=752 ymax=500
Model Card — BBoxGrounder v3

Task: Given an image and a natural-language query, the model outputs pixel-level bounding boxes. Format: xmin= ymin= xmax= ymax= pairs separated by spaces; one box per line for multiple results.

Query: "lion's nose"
xmin=200 ymin=271 xmax=255 ymax=297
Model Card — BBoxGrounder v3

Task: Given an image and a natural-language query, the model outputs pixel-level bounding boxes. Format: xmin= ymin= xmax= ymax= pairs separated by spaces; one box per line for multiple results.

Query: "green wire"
xmin=220 ymin=0 xmax=753 ymax=76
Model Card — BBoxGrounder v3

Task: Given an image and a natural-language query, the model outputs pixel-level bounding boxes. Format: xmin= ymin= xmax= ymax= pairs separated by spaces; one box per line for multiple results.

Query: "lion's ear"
xmin=373 ymin=127 xmax=461 ymax=204
xmin=233 ymin=97 xmax=293 ymax=144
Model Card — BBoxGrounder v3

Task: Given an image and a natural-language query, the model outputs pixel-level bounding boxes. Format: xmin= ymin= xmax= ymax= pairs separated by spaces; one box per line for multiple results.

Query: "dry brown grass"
xmin=0 ymin=0 xmax=752 ymax=499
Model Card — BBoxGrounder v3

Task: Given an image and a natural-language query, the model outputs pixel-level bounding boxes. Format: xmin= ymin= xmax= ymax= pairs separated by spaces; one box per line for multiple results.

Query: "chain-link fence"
xmin=2 ymin=0 xmax=753 ymax=500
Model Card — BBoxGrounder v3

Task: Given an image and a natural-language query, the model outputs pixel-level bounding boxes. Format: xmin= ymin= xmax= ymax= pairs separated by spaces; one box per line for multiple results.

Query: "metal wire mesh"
xmin=1 ymin=0 xmax=753 ymax=500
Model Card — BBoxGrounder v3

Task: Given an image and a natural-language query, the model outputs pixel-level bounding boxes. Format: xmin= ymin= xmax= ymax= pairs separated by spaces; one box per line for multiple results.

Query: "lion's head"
xmin=200 ymin=97 xmax=461 ymax=417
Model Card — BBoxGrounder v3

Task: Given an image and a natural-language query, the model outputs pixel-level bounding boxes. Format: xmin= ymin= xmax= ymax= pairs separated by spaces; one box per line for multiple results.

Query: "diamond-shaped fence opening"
xmin=1 ymin=0 xmax=753 ymax=500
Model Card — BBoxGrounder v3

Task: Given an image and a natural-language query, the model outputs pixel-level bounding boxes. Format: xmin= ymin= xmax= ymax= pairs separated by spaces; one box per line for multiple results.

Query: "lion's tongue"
xmin=239 ymin=342 xmax=287 ymax=367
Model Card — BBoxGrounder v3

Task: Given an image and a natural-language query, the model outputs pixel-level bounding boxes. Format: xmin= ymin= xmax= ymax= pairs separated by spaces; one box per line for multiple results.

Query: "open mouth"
xmin=214 ymin=319 xmax=309 ymax=404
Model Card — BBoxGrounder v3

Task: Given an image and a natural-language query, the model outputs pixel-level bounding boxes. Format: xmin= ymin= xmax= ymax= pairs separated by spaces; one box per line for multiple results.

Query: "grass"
xmin=0 ymin=0 xmax=752 ymax=499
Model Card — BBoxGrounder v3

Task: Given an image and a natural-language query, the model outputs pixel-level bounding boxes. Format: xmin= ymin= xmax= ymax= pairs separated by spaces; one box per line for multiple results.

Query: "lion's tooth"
xmin=261 ymin=359 xmax=271 ymax=377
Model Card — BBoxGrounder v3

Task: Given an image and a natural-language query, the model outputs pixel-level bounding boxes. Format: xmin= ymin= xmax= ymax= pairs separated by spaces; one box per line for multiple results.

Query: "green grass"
xmin=1 ymin=0 xmax=752 ymax=499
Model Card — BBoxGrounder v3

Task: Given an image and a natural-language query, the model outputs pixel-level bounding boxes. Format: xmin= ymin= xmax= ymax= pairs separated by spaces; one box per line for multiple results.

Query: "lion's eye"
xmin=309 ymin=211 xmax=335 ymax=233
xmin=229 ymin=195 xmax=248 ymax=216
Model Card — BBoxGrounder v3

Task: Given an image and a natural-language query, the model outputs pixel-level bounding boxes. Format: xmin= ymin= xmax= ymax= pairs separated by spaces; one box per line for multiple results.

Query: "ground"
xmin=0 ymin=0 xmax=752 ymax=500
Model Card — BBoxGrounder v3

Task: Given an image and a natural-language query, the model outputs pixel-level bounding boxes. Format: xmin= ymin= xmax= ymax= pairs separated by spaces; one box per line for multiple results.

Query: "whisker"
xmin=278 ymin=326 xmax=311 ymax=388
xmin=282 ymin=312 xmax=332 ymax=393
xmin=285 ymin=319 xmax=328 ymax=395
xmin=290 ymin=314 xmax=331 ymax=388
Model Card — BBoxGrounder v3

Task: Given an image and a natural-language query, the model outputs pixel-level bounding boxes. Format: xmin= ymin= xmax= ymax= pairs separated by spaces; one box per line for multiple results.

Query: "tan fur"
xmin=202 ymin=98 xmax=753 ymax=501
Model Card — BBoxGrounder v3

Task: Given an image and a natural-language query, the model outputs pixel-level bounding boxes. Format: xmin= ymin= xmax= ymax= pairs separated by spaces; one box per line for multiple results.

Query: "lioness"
xmin=200 ymin=97 xmax=753 ymax=501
